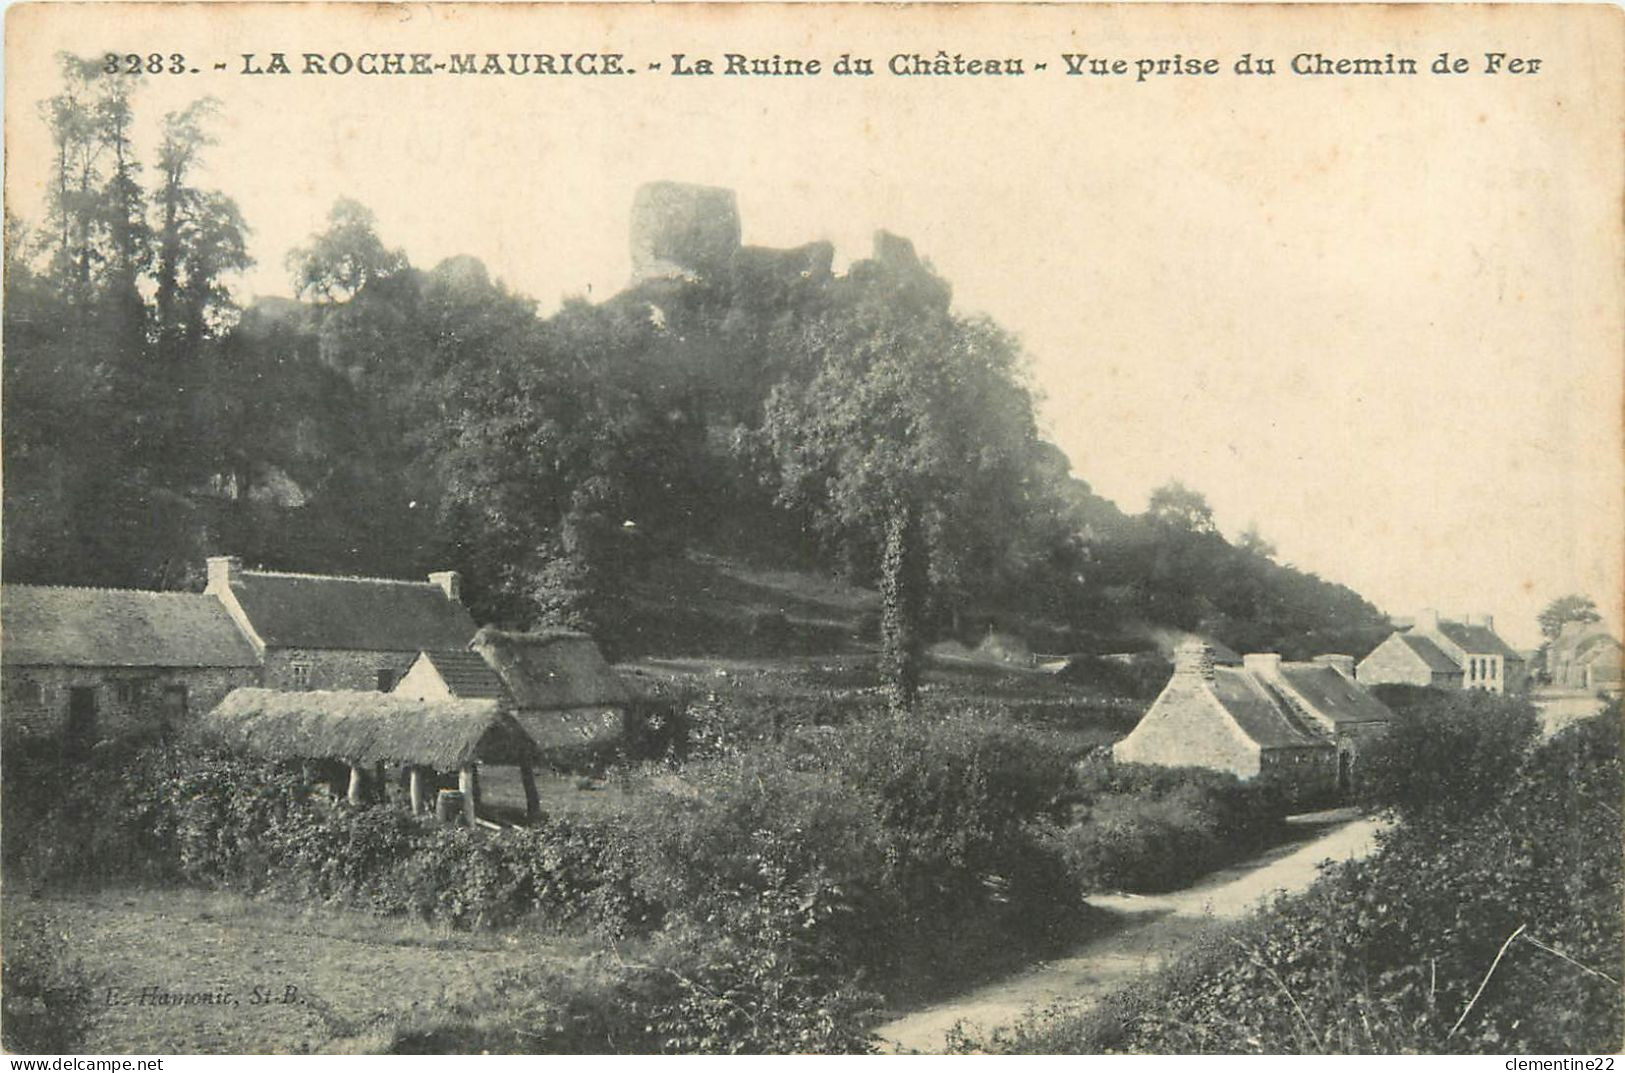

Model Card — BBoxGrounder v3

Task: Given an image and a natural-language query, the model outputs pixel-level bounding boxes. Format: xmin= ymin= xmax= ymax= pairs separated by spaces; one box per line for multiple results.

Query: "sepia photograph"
xmin=1 ymin=1 xmax=1621 ymax=1057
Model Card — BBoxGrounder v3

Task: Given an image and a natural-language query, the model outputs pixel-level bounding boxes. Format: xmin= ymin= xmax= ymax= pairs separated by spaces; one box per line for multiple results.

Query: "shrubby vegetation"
xmin=1361 ymin=684 xmax=1542 ymax=819
xmin=1060 ymin=759 xmax=1289 ymax=894
xmin=962 ymin=702 xmax=1623 ymax=1054
xmin=0 ymin=913 xmax=100 ymax=1054
xmin=1 ymin=704 xmax=1095 ymax=1052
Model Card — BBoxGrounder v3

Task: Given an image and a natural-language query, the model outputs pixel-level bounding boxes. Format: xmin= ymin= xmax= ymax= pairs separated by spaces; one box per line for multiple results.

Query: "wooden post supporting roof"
xmin=346 ymin=763 xmax=364 ymax=806
xmin=409 ymin=766 xmax=425 ymax=814
xmin=520 ymin=763 xmax=541 ymax=822
xmin=458 ymin=765 xmax=477 ymax=825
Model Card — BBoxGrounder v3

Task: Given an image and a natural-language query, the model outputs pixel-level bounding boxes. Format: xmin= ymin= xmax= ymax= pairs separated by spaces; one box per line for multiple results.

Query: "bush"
xmin=1359 ymin=688 xmax=1541 ymax=819
xmin=1060 ymin=761 xmax=1288 ymax=893
xmin=626 ymin=754 xmax=892 ymax=975
xmin=1 ymin=913 xmax=100 ymax=1053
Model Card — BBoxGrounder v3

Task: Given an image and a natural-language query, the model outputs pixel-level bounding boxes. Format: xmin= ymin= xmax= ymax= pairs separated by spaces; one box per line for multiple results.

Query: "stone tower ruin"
xmin=629 ymin=181 xmax=742 ymax=284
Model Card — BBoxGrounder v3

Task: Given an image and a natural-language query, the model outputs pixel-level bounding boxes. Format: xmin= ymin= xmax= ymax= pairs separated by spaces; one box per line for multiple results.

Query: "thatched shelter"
xmin=203 ymin=688 xmax=542 ymax=821
xmin=468 ymin=627 xmax=632 ymax=754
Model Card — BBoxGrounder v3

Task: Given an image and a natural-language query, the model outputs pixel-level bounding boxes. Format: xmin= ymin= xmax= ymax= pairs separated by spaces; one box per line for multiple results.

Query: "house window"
xmin=376 ymin=669 xmax=396 ymax=693
xmin=13 ymin=680 xmax=42 ymax=705
xmin=115 ymin=680 xmax=146 ymax=705
xmin=1490 ymin=659 xmax=1498 ymax=680
xmin=290 ymin=663 xmax=311 ymax=689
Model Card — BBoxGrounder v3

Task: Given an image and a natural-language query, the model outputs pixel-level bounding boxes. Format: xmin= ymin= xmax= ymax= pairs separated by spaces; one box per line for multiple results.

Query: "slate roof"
xmin=1432 ymin=621 xmax=1524 ymax=661
xmin=1209 ymin=668 xmax=1325 ymax=748
xmin=1278 ymin=664 xmax=1394 ymax=726
xmin=226 ymin=571 xmax=477 ymax=652
xmin=414 ymin=650 xmax=509 ymax=700
xmin=472 ymin=627 xmax=632 ymax=710
xmin=1 ymin=585 xmax=259 ymax=668
xmin=1394 ymin=633 xmax=1463 ymax=674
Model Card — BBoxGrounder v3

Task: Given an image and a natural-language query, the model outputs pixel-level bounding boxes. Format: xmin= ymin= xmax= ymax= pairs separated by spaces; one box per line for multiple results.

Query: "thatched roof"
xmin=202 ymin=688 xmax=538 ymax=768
xmin=1 ymin=585 xmax=260 ymax=668
xmin=471 ymin=627 xmax=632 ymax=711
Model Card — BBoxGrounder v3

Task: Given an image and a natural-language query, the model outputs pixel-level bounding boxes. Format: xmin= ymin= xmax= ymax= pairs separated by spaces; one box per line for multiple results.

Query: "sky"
xmin=6 ymin=3 xmax=1621 ymax=648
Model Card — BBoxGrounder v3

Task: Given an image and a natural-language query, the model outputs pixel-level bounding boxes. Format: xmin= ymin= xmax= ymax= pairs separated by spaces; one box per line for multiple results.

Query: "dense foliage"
xmin=964 ymin=704 xmax=1623 ymax=1054
xmin=0 ymin=913 xmax=100 ymax=1054
xmin=1360 ymin=685 xmax=1541 ymax=820
xmin=1060 ymin=760 xmax=1289 ymax=893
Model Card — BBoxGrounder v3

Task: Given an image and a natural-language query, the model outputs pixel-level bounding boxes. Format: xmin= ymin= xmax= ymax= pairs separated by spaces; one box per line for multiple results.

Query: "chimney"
xmin=428 ymin=571 xmax=462 ymax=604
xmin=1475 ymin=613 xmax=1494 ymax=633
xmin=1173 ymin=639 xmax=1216 ymax=682
xmin=1415 ymin=608 xmax=1439 ymax=632
xmin=1243 ymin=653 xmax=1283 ymax=677
xmin=205 ymin=555 xmax=241 ymax=595
xmin=1314 ymin=654 xmax=1356 ymax=679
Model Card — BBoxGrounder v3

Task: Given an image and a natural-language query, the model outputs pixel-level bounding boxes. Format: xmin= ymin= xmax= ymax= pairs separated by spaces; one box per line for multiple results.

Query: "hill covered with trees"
xmin=3 ymin=60 xmax=1389 ymax=695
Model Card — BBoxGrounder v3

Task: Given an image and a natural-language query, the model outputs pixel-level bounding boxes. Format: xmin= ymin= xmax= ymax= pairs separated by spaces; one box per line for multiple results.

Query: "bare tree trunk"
xmin=519 ymin=764 xmax=541 ymax=822
xmin=880 ymin=501 xmax=927 ymax=712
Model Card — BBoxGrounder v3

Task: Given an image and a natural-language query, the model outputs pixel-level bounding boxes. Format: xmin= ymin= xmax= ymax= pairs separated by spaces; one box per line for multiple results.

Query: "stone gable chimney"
xmin=428 ymin=571 xmax=462 ymax=604
xmin=1415 ymin=608 xmax=1440 ymax=632
xmin=205 ymin=555 xmax=242 ymax=595
xmin=1243 ymin=652 xmax=1283 ymax=676
xmin=1174 ymin=639 xmax=1216 ymax=682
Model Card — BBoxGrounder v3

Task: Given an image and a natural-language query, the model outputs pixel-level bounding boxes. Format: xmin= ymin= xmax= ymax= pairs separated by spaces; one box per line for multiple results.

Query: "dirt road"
xmin=873 ymin=811 xmax=1386 ymax=1054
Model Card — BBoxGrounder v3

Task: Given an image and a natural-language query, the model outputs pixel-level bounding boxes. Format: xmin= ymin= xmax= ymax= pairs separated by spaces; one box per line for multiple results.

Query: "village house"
xmin=1546 ymin=619 xmax=1624 ymax=695
xmin=1113 ymin=641 xmax=1392 ymax=801
xmin=1 ymin=585 xmax=261 ymax=752
xmin=205 ymin=556 xmax=478 ymax=693
xmin=1356 ymin=609 xmax=1527 ymax=694
xmin=395 ymin=627 xmax=632 ymax=760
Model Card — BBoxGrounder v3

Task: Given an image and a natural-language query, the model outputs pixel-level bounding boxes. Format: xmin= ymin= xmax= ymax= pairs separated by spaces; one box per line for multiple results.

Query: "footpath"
xmin=874 ymin=810 xmax=1385 ymax=1054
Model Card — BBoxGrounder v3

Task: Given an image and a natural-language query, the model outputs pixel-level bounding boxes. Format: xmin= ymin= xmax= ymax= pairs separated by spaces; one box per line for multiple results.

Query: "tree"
xmin=1236 ymin=522 xmax=1277 ymax=560
xmin=1538 ymin=594 xmax=1601 ymax=641
xmin=1147 ymin=481 xmax=1218 ymax=534
xmin=286 ymin=199 xmax=407 ymax=303
xmin=760 ymin=243 xmax=1046 ymax=710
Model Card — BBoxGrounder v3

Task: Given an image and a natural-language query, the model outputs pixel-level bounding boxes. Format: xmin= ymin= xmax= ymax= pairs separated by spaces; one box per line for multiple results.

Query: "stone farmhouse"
xmin=1546 ymin=619 xmax=1624 ymax=695
xmin=3 ymin=556 xmax=480 ymax=753
xmin=1 ymin=586 xmax=261 ymax=752
xmin=1114 ymin=641 xmax=1393 ymax=801
xmin=1356 ymin=610 xmax=1527 ymax=694
xmin=205 ymin=556 xmax=477 ymax=693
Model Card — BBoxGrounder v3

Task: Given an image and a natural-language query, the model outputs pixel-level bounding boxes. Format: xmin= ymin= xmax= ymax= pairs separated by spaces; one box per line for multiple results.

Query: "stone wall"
xmin=2 ymin=664 xmax=260 ymax=742
xmin=1113 ymin=672 xmax=1262 ymax=778
xmin=263 ymin=648 xmax=420 ymax=693
xmin=1258 ymin=746 xmax=1339 ymax=802
xmin=1355 ymin=634 xmax=1435 ymax=688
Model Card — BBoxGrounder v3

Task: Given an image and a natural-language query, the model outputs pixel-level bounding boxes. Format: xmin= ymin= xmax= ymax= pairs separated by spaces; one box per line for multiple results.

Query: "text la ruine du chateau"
xmin=176 ymin=48 xmax=1543 ymax=80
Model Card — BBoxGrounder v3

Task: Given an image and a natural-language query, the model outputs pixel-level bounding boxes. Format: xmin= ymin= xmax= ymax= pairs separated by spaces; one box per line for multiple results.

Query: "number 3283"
xmin=103 ymin=53 xmax=189 ymax=75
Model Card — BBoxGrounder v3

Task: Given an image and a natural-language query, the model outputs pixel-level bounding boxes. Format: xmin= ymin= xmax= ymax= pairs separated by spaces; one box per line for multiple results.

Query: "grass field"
xmin=3 ymin=888 xmax=595 ymax=1054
